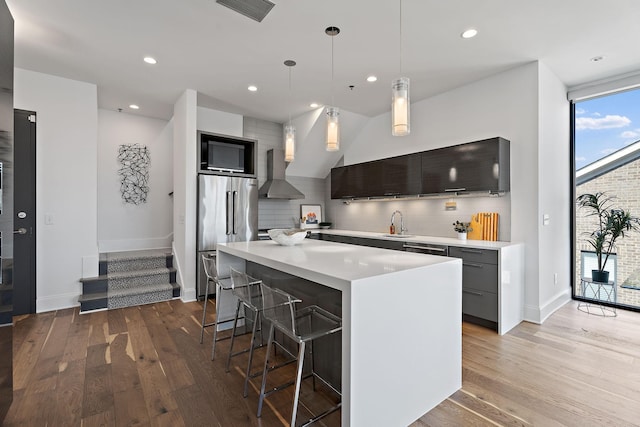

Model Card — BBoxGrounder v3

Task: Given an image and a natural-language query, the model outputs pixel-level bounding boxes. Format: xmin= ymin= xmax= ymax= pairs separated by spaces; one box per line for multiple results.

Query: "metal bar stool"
xmin=226 ymin=267 xmax=268 ymax=397
xmin=199 ymin=254 xmax=235 ymax=359
xmin=257 ymin=282 xmax=342 ymax=427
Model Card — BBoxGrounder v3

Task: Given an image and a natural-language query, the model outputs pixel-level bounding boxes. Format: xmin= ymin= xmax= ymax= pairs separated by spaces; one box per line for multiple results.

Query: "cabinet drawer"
xmin=462 ymin=289 xmax=497 ymax=322
xmin=449 ymin=246 xmax=497 ymax=265
xmin=462 ymin=262 xmax=498 ymax=293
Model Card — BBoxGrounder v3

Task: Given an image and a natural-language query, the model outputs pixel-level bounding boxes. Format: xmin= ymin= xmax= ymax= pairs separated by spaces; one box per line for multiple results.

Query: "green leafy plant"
xmin=453 ymin=221 xmax=472 ymax=233
xmin=576 ymin=192 xmax=640 ymax=273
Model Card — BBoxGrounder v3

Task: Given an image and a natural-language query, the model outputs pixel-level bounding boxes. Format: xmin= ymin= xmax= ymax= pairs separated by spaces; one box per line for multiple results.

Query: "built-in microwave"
xmin=198 ymin=131 xmax=257 ymax=177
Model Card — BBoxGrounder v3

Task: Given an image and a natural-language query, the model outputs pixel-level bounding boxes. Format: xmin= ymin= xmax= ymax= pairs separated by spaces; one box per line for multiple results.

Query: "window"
xmin=573 ymin=87 xmax=640 ymax=311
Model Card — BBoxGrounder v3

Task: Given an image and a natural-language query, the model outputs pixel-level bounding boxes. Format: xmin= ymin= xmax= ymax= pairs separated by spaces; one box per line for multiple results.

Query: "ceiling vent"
xmin=216 ymin=0 xmax=275 ymax=22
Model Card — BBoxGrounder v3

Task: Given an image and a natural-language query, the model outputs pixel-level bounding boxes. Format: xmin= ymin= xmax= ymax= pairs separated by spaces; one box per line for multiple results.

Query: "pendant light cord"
xmin=288 ymin=66 xmax=292 ymax=126
xmin=331 ymin=33 xmax=335 ymax=106
xmin=399 ymin=0 xmax=403 ymax=75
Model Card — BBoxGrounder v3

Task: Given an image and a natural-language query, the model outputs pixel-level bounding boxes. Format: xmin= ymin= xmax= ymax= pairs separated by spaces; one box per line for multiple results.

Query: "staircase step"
xmin=80 ymin=249 xmax=178 ymax=313
xmin=100 ymin=249 xmax=172 ymax=274
xmin=78 ymin=292 xmax=108 ymax=312
xmin=108 ymin=283 xmax=174 ymax=309
xmin=108 ymin=267 xmax=176 ymax=290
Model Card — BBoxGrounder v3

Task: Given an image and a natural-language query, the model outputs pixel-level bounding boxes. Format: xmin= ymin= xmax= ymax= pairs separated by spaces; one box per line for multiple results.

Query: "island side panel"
xmin=498 ymin=243 xmax=525 ymax=335
xmin=348 ymin=260 xmax=462 ymax=427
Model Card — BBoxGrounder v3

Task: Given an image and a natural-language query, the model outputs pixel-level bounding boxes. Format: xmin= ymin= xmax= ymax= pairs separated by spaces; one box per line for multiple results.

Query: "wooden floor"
xmin=4 ymin=299 xmax=640 ymax=426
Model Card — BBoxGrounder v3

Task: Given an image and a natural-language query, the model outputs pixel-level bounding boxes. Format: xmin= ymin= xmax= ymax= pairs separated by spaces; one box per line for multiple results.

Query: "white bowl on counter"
xmin=267 ymin=229 xmax=308 ymax=246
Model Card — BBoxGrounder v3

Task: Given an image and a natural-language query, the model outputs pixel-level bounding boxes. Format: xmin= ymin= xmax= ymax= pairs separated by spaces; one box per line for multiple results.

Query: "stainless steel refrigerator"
xmin=197 ymin=174 xmax=258 ymax=298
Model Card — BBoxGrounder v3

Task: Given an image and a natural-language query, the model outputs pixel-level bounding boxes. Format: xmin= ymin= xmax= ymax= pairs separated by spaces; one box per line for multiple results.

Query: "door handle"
xmin=14 ymin=227 xmax=27 ymax=235
xmin=225 ymin=191 xmax=232 ymax=235
xmin=232 ymin=191 xmax=238 ymax=235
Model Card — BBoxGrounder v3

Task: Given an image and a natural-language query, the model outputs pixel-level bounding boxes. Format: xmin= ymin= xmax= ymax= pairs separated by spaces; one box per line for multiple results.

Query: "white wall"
xmin=333 ymin=62 xmax=561 ymax=322
xmin=173 ymin=103 xmax=243 ymax=301
xmin=97 ymin=109 xmax=173 ymax=252
xmin=197 ymin=107 xmax=243 ymax=137
xmin=173 ymin=90 xmax=198 ymax=301
xmin=14 ymin=68 xmax=99 ymax=312
xmin=536 ymin=62 xmax=571 ymax=321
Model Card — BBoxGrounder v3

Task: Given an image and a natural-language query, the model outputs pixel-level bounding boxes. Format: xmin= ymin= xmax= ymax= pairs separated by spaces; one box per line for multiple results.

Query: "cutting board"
xmin=468 ymin=213 xmax=483 ymax=240
xmin=468 ymin=212 xmax=499 ymax=241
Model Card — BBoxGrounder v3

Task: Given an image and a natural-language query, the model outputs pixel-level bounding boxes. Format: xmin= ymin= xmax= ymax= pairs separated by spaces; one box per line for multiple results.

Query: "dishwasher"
xmin=402 ymin=242 xmax=449 ymax=256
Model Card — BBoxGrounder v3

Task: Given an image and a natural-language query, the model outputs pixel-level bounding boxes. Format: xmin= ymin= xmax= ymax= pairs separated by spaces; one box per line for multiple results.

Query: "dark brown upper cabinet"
xmin=330 ymin=137 xmax=510 ymax=199
xmin=421 ymin=137 xmax=510 ymax=195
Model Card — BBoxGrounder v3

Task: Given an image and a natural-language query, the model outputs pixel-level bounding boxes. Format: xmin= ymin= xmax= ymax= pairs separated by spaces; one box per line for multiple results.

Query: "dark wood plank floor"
xmin=4 ymin=299 xmax=640 ymax=426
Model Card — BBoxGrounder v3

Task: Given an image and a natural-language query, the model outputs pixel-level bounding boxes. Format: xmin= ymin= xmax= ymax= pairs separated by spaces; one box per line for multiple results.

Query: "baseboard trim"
xmin=523 ymin=288 xmax=571 ymax=324
xmin=37 ymin=292 xmax=80 ymax=313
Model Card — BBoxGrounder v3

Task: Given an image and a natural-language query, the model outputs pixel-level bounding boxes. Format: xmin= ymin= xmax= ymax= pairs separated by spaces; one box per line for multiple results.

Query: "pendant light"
xmin=392 ymin=0 xmax=410 ymax=136
xmin=284 ymin=60 xmax=296 ymax=162
xmin=325 ymin=26 xmax=340 ymax=151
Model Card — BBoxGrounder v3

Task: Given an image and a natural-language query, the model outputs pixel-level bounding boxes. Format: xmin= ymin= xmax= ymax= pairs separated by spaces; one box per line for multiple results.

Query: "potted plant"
xmin=453 ymin=220 xmax=472 ymax=240
xmin=576 ymin=192 xmax=640 ymax=283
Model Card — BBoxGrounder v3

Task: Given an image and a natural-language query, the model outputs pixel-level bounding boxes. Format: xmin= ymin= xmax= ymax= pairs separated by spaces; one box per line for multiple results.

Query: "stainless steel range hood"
xmin=258 ymin=149 xmax=305 ymax=199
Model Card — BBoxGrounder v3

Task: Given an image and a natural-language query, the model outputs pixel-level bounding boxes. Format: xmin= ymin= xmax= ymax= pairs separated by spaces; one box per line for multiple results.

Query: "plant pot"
xmin=457 ymin=232 xmax=467 ymax=241
xmin=592 ymin=270 xmax=610 ymax=283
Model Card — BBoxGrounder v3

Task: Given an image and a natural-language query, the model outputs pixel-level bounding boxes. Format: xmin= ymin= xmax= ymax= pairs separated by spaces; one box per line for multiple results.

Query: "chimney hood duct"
xmin=259 ymin=149 xmax=305 ymax=199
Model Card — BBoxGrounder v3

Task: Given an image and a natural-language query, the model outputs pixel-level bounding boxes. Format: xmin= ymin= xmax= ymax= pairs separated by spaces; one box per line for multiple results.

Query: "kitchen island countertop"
xmin=217 ymin=239 xmax=462 ymax=427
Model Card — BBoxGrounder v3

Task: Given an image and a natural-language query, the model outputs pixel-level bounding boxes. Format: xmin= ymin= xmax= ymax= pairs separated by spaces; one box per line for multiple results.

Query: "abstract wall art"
xmin=117 ymin=143 xmax=150 ymax=204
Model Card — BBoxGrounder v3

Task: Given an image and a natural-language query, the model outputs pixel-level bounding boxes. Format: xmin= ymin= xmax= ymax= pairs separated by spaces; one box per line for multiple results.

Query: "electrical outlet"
xmin=554 ymin=273 xmax=558 ymax=285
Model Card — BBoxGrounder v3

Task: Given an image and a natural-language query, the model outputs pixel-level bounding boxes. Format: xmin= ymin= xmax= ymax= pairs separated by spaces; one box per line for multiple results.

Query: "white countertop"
xmin=312 ymin=228 xmax=516 ymax=250
xmin=218 ymin=239 xmax=459 ymax=291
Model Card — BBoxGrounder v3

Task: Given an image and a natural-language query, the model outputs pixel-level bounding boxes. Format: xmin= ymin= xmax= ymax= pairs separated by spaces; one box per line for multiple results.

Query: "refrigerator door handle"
xmin=232 ymin=190 xmax=238 ymax=234
xmin=225 ymin=191 xmax=232 ymax=235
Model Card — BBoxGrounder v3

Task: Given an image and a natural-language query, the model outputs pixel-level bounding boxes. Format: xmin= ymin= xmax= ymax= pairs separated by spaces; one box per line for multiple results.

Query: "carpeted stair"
xmin=79 ymin=249 xmax=180 ymax=313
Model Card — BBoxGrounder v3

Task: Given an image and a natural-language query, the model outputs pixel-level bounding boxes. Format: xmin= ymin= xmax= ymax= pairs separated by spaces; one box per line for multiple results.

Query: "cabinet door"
xmin=462 ymin=289 xmax=498 ymax=322
xmin=449 ymin=247 xmax=498 ymax=265
xmin=461 ymin=262 xmax=498 ymax=293
xmin=421 ymin=137 xmax=509 ymax=194
xmin=331 ymin=163 xmax=381 ymax=198
xmin=330 ymin=166 xmax=351 ymax=199
xmin=351 ymin=236 xmax=404 ymax=251
xmin=379 ymin=154 xmax=422 ymax=197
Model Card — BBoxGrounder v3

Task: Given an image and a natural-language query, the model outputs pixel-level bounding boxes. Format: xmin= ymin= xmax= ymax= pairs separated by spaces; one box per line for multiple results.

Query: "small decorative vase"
xmin=591 ymin=270 xmax=609 ymax=283
xmin=457 ymin=232 xmax=467 ymax=241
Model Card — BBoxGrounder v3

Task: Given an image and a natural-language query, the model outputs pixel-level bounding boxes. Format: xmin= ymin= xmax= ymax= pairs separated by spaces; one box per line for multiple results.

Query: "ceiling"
xmin=6 ymin=0 xmax=640 ymax=123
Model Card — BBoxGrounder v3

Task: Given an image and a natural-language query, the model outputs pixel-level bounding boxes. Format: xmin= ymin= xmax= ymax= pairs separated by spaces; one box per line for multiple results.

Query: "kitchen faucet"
xmin=390 ymin=210 xmax=407 ymax=235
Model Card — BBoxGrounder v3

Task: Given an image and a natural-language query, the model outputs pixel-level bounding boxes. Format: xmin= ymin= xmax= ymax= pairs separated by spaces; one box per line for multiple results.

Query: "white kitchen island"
xmin=217 ymin=239 xmax=462 ymax=427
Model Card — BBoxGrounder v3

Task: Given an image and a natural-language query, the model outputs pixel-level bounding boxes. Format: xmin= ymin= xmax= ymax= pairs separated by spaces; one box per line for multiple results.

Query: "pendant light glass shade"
xmin=392 ymin=76 xmax=410 ymax=136
xmin=284 ymin=124 xmax=295 ymax=161
xmin=283 ymin=59 xmax=296 ymax=162
xmin=326 ymin=106 xmax=340 ymax=151
xmin=325 ymin=26 xmax=340 ymax=151
xmin=392 ymin=0 xmax=410 ymax=136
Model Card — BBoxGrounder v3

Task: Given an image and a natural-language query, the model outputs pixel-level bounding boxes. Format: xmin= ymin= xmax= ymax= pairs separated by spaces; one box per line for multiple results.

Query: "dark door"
xmin=13 ymin=110 xmax=36 ymax=315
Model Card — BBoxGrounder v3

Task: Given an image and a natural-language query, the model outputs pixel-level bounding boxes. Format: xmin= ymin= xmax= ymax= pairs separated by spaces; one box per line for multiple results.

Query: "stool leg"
xmin=257 ymin=323 xmax=275 ymax=418
xmin=290 ymin=341 xmax=306 ymax=427
xmin=200 ymin=279 xmax=210 ymax=344
xmin=226 ymin=299 xmax=243 ymax=371
xmin=243 ymin=308 xmax=260 ymax=398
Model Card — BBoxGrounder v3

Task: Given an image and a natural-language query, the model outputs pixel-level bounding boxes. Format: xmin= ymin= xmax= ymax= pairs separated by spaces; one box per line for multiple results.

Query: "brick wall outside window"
xmin=577 ymin=158 xmax=640 ymax=308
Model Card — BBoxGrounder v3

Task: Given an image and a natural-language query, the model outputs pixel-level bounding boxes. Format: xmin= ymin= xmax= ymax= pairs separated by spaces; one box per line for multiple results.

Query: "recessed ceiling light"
xmin=143 ymin=56 xmax=157 ymax=64
xmin=129 ymin=104 xmax=140 ymax=110
xmin=310 ymin=103 xmax=319 ymax=108
xmin=366 ymin=75 xmax=378 ymax=83
xmin=461 ymin=28 xmax=478 ymax=39
xmin=248 ymin=85 xmax=258 ymax=92
xmin=590 ymin=56 xmax=604 ymax=62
